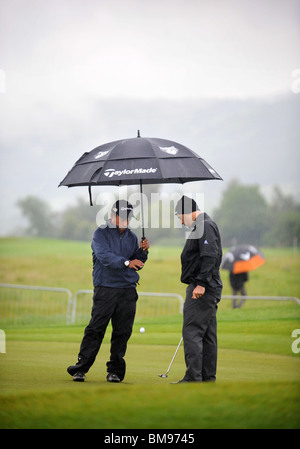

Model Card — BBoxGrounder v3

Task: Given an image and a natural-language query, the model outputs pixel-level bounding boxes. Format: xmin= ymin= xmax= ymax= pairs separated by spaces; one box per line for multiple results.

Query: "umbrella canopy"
xmin=221 ymin=244 xmax=265 ymax=274
xmin=59 ymin=132 xmax=223 ymax=237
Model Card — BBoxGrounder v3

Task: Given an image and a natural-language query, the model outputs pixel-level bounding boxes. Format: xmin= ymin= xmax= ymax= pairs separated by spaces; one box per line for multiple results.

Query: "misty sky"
xmin=0 ymin=0 xmax=299 ymax=235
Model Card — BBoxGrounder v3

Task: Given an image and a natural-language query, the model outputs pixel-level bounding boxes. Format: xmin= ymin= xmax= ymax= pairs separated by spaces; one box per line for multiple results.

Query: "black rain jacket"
xmin=180 ymin=213 xmax=223 ymax=300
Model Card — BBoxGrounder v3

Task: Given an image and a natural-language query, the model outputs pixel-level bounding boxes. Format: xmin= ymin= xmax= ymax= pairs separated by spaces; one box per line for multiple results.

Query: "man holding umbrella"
xmin=221 ymin=244 xmax=265 ymax=309
xmin=174 ymin=196 xmax=223 ymax=383
xmin=67 ymin=200 xmax=149 ymax=382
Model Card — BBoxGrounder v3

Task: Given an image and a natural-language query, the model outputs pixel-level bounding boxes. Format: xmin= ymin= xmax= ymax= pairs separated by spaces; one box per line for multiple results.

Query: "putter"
xmin=158 ymin=337 xmax=183 ymax=378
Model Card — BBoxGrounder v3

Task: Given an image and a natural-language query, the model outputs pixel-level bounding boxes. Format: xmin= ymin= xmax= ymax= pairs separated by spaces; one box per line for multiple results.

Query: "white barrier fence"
xmin=0 ymin=283 xmax=299 ymax=327
xmin=222 ymin=295 xmax=300 ymax=305
xmin=0 ymin=283 xmax=73 ymax=326
xmin=71 ymin=290 xmax=184 ymax=325
xmin=0 ymin=284 xmax=184 ymax=327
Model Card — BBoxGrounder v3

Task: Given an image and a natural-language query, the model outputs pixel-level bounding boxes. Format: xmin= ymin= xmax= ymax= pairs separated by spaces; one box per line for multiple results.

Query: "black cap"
xmin=175 ymin=195 xmax=199 ymax=215
xmin=112 ymin=200 xmax=135 ymax=219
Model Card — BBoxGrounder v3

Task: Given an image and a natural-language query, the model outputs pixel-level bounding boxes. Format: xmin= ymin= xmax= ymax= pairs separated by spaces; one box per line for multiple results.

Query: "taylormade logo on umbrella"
xmin=104 ymin=168 xmax=158 ymax=178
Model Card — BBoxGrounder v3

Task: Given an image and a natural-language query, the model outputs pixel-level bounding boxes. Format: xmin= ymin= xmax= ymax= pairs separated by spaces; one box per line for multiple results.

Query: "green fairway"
xmin=1 ymin=327 xmax=300 ymax=429
xmin=1 ymin=237 xmax=300 ymax=297
xmin=0 ymin=238 xmax=300 ymax=429
xmin=1 ymin=310 xmax=300 ymax=429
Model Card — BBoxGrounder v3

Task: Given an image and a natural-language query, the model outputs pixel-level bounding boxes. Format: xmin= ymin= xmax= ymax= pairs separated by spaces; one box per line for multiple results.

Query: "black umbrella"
xmin=59 ymin=131 xmax=222 ymax=238
xmin=221 ymin=244 xmax=265 ymax=274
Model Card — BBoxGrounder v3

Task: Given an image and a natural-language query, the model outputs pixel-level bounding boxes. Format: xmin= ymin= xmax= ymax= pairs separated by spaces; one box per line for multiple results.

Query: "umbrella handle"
xmin=89 ymin=186 xmax=93 ymax=206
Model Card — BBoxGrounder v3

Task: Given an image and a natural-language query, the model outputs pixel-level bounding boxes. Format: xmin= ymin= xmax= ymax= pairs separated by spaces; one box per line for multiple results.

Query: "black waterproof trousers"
xmin=76 ymin=286 xmax=138 ymax=381
xmin=182 ymin=284 xmax=218 ymax=382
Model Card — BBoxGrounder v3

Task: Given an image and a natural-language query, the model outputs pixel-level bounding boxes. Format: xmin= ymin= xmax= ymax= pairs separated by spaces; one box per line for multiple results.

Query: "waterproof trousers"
xmin=182 ymin=284 xmax=218 ymax=382
xmin=76 ymin=286 xmax=138 ymax=381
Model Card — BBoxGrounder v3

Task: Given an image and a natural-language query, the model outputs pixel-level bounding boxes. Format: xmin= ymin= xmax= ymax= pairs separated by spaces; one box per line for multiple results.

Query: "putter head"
xmin=158 ymin=373 xmax=168 ymax=378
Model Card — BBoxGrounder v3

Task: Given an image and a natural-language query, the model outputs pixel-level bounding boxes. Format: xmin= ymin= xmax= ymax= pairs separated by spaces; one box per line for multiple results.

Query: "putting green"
xmin=1 ymin=340 xmax=299 ymax=393
xmin=1 ymin=340 xmax=299 ymax=429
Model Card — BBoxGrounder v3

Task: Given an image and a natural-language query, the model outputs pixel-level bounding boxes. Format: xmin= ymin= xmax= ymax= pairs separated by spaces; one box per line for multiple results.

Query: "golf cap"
xmin=112 ymin=200 xmax=135 ymax=220
xmin=175 ymin=196 xmax=200 ymax=215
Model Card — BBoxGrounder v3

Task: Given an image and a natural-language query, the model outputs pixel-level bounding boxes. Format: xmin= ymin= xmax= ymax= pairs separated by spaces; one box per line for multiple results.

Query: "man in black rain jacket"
xmin=174 ymin=196 xmax=223 ymax=382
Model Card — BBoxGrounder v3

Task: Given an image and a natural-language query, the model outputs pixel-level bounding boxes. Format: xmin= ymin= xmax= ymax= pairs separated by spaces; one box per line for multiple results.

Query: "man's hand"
xmin=192 ymin=285 xmax=205 ymax=299
xmin=139 ymin=238 xmax=150 ymax=251
xmin=129 ymin=259 xmax=145 ymax=270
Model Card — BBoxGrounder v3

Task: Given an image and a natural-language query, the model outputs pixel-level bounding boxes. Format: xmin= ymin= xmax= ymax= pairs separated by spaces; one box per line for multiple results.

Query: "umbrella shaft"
xmin=140 ymin=181 xmax=145 ymax=239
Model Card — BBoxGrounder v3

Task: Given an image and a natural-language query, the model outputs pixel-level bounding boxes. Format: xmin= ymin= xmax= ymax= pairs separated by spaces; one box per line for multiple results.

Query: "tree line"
xmin=213 ymin=180 xmax=300 ymax=247
xmin=16 ymin=180 xmax=300 ymax=247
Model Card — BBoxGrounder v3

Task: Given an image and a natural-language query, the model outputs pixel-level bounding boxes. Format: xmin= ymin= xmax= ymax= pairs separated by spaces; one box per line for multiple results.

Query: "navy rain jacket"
xmin=91 ymin=221 xmax=148 ymax=288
